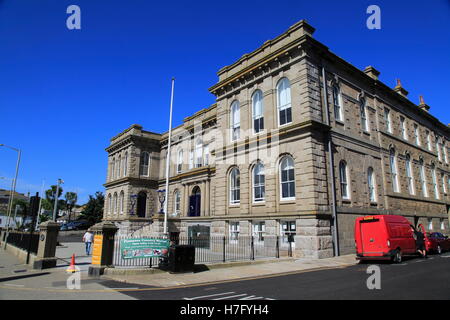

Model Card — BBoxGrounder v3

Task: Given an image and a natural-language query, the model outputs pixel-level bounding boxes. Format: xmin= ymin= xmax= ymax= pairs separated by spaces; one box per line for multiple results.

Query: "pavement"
xmin=0 ymin=240 xmax=359 ymax=299
xmin=102 ymin=254 xmax=358 ymax=288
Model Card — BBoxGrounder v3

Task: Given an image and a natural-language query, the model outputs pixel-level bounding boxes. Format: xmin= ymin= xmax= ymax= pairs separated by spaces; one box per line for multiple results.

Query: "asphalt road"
xmin=101 ymin=252 xmax=450 ymax=300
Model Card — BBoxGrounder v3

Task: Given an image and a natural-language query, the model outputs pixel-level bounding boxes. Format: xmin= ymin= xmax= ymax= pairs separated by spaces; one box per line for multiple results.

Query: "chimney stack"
xmin=418 ymin=95 xmax=430 ymax=112
xmin=393 ymin=79 xmax=409 ymax=97
xmin=364 ymin=66 xmax=380 ymax=80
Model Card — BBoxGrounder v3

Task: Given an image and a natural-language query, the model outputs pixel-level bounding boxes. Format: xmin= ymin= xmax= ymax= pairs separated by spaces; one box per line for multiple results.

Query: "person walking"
xmin=414 ymin=226 xmax=427 ymax=259
xmin=82 ymin=229 xmax=94 ymax=256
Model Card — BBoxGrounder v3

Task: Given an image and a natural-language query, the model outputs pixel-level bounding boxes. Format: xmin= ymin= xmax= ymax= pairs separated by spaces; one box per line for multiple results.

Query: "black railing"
xmin=113 ymin=235 xmax=293 ymax=268
xmin=5 ymin=231 xmax=40 ymax=255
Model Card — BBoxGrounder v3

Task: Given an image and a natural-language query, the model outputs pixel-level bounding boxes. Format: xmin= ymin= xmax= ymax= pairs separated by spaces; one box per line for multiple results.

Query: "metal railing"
xmin=112 ymin=235 xmax=293 ymax=268
xmin=4 ymin=231 xmax=39 ymax=254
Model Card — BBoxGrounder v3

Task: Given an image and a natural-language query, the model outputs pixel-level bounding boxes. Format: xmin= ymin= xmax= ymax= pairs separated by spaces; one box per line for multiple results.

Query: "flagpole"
xmin=163 ymin=78 xmax=175 ymax=237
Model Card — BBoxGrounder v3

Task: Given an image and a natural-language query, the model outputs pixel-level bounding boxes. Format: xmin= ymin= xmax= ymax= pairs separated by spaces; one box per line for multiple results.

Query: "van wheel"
xmin=393 ymin=250 xmax=402 ymax=263
xmin=437 ymin=245 xmax=442 ymax=255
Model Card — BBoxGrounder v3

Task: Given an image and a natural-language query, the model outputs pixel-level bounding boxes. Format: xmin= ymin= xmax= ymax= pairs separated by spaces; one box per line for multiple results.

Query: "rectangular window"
xmin=400 ymin=116 xmax=407 ymax=140
xmin=432 ymin=168 xmax=439 ymax=199
xmin=252 ymin=221 xmax=265 ymax=243
xmin=280 ymin=221 xmax=296 ymax=244
xmin=420 ymin=164 xmax=428 ymax=197
xmin=333 ymin=87 xmax=342 ymax=122
xmin=384 ymin=108 xmax=392 ymax=133
xmin=229 ymin=222 xmax=240 ymax=241
xmin=427 ymin=131 xmax=432 ymax=151
xmin=414 ymin=124 xmax=420 ymax=146
xmin=360 ymin=104 xmax=368 ymax=132
xmin=442 ymin=174 xmax=447 ymax=194
xmin=437 ymin=140 xmax=442 ymax=162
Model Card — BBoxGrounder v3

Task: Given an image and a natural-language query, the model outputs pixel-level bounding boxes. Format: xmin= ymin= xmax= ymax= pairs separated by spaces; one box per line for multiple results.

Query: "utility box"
xmin=168 ymin=245 xmax=195 ymax=273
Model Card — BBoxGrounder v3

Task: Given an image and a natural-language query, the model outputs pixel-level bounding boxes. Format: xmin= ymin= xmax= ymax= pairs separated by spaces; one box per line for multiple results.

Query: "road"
xmin=99 ymin=252 xmax=450 ymax=300
xmin=1 ymin=252 xmax=449 ymax=300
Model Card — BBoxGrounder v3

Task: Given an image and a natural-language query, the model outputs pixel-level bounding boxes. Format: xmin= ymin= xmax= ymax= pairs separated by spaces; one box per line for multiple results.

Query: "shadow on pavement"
xmin=0 ymin=272 xmax=51 ymax=282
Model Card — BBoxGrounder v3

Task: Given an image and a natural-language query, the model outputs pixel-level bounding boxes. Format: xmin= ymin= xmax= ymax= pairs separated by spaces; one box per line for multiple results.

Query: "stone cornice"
xmin=104 ymin=177 xmax=159 ymax=189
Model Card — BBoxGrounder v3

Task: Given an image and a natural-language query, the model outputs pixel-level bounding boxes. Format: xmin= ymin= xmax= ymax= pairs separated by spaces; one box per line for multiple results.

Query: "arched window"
xmin=389 ymin=148 xmax=399 ymax=193
xmin=339 ymin=161 xmax=349 ymax=199
xmin=111 ymin=158 xmax=115 ymax=180
xmin=123 ymin=152 xmax=128 ymax=176
xmin=252 ymin=90 xmax=264 ymax=133
xmin=332 ymin=85 xmax=342 ymax=122
xmin=117 ymin=156 xmax=121 ymax=179
xmin=277 ymin=78 xmax=292 ymax=126
xmin=253 ymin=162 xmax=265 ymax=202
xmin=113 ymin=193 xmax=118 ymax=214
xmin=174 ymin=190 xmax=181 ymax=214
xmin=432 ymin=164 xmax=439 ymax=199
xmin=177 ymin=149 xmax=183 ymax=173
xmin=230 ymin=101 xmax=240 ymax=141
xmin=359 ymin=97 xmax=368 ymax=132
xmin=119 ymin=191 xmax=124 ymax=214
xmin=419 ymin=159 xmax=428 ymax=197
xmin=368 ymin=167 xmax=376 ymax=203
xmin=280 ymin=156 xmax=295 ymax=200
xmin=405 ymin=154 xmax=415 ymax=195
xmin=139 ymin=151 xmax=150 ymax=176
xmin=230 ymin=167 xmax=240 ymax=204
xmin=195 ymin=139 xmax=203 ymax=168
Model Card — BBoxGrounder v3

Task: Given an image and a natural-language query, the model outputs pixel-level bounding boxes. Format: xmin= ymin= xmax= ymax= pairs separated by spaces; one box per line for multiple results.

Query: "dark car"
xmin=70 ymin=220 xmax=92 ymax=230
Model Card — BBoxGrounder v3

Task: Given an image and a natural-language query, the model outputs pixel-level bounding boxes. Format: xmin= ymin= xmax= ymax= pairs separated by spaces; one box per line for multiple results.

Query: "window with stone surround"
xmin=277 ymin=78 xmax=292 ymax=126
xmin=405 ymin=154 xmax=415 ymax=195
xmin=229 ymin=221 xmax=240 ymax=241
xmin=359 ymin=97 xmax=369 ymax=133
xmin=419 ymin=159 xmax=428 ymax=197
xmin=432 ymin=164 xmax=439 ymax=199
xmin=384 ymin=108 xmax=392 ymax=133
xmin=339 ymin=161 xmax=349 ymax=200
xmin=332 ymin=85 xmax=342 ymax=122
xmin=389 ymin=148 xmax=399 ymax=193
xmin=280 ymin=156 xmax=295 ymax=201
xmin=252 ymin=90 xmax=264 ymax=134
xmin=368 ymin=167 xmax=377 ymax=202
xmin=253 ymin=162 xmax=265 ymax=202
xmin=139 ymin=151 xmax=150 ymax=176
xmin=230 ymin=100 xmax=240 ymax=141
xmin=230 ymin=167 xmax=240 ymax=205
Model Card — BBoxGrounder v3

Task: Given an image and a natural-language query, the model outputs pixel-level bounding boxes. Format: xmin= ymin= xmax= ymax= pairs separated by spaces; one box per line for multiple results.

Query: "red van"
xmin=355 ymin=215 xmax=417 ymax=263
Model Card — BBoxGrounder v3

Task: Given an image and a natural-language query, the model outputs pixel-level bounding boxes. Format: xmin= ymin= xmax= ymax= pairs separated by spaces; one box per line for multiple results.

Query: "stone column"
xmin=33 ymin=221 xmax=60 ymax=269
xmin=205 ymin=179 xmax=210 ymax=216
xmin=201 ymin=181 xmax=206 ymax=217
xmin=88 ymin=221 xmax=118 ymax=277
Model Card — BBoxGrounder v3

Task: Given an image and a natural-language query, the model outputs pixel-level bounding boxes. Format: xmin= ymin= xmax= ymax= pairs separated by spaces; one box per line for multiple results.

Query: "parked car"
xmin=355 ymin=215 xmax=418 ymax=263
xmin=425 ymin=230 xmax=450 ymax=254
xmin=70 ymin=220 xmax=92 ymax=230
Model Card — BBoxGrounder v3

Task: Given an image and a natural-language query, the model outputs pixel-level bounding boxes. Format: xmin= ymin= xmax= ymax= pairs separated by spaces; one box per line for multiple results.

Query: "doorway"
xmin=136 ymin=191 xmax=147 ymax=218
xmin=189 ymin=186 xmax=201 ymax=217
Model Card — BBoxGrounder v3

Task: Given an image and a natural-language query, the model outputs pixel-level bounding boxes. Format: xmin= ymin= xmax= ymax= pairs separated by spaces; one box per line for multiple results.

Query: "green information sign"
xmin=120 ymin=238 xmax=170 ymax=259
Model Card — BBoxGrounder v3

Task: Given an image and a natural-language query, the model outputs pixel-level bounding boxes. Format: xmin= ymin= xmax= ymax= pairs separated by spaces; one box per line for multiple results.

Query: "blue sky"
xmin=0 ymin=0 xmax=449 ymax=204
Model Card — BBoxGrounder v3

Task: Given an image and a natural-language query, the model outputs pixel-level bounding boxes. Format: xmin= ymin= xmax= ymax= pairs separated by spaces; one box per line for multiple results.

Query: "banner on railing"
xmin=120 ymin=238 xmax=170 ymax=259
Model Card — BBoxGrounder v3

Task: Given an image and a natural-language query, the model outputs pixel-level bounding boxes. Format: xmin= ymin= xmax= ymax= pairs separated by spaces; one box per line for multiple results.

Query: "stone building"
xmin=103 ymin=20 xmax=450 ymax=258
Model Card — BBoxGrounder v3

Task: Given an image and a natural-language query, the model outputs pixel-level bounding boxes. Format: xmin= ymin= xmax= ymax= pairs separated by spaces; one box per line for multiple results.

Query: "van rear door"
xmin=360 ymin=217 xmax=385 ymax=254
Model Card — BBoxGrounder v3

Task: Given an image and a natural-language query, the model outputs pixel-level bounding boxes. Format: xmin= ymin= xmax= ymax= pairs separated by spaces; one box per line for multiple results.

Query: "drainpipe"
xmin=321 ymin=65 xmax=340 ymax=256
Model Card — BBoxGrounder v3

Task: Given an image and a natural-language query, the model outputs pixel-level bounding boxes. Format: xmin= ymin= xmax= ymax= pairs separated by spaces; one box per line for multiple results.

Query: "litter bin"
xmin=168 ymin=245 xmax=195 ymax=273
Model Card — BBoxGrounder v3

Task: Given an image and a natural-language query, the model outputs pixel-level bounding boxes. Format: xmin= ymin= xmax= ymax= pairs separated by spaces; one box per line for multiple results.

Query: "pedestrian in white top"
xmin=83 ymin=230 xmax=94 ymax=256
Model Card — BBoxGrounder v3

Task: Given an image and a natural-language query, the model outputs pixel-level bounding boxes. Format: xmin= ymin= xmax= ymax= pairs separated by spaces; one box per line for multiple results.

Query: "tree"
xmin=80 ymin=192 xmax=104 ymax=225
xmin=64 ymin=192 xmax=78 ymax=222
xmin=45 ymin=185 xmax=64 ymax=210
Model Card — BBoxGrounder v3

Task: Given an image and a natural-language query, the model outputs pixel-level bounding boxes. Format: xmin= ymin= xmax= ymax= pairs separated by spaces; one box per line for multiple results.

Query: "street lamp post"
xmin=52 ymin=179 xmax=64 ymax=222
xmin=0 ymin=144 xmax=21 ymax=249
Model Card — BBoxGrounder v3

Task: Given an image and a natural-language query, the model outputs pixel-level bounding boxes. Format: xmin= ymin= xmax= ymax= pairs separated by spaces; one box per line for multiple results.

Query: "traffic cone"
xmin=66 ymin=254 xmax=78 ymax=273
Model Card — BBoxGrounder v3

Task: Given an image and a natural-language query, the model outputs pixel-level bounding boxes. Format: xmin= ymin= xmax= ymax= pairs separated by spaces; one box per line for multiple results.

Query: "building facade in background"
xmin=104 ymin=20 xmax=450 ymax=258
